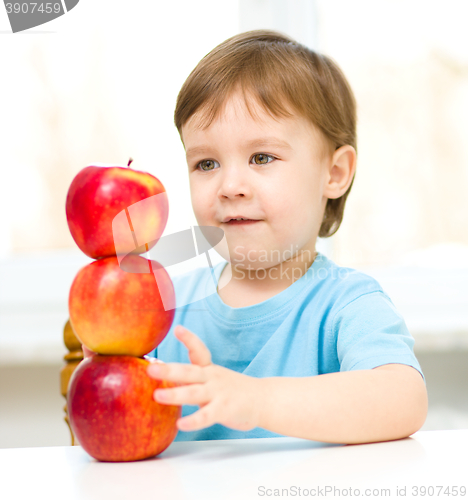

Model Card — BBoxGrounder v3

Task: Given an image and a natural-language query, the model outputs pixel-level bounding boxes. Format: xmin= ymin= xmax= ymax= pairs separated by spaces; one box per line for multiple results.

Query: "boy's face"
xmin=181 ymin=91 xmax=333 ymax=271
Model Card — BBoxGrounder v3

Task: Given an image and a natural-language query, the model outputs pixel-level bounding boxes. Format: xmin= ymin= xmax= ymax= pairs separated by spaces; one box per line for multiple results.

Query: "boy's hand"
xmin=146 ymin=325 xmax=263 ymax=433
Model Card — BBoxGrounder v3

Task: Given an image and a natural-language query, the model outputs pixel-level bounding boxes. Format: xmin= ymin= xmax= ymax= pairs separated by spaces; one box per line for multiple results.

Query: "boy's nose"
xmin=218 ymin=165 xmax=252 ymax=199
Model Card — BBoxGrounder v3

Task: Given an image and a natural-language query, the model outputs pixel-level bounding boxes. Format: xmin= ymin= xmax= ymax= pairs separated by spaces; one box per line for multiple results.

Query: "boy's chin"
xmin=230 ymin=261 xmax=283 ymax=271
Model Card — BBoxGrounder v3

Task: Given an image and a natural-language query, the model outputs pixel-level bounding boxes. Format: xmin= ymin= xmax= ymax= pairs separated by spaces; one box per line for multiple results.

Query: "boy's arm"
xmin=148 ymin=325 xmax=428 ymax=444
xmin=255 ymin=363 xmax=428 ymax=444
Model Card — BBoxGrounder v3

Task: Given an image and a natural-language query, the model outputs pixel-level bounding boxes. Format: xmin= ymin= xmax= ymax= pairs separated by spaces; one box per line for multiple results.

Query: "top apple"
xmin=66 ymin=162 xmax=168 ymax=259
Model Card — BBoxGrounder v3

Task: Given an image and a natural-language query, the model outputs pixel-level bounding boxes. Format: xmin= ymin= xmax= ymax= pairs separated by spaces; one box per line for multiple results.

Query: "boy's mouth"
xmin=224 ymin=219 xmax=261 ymax=225
xmin=222 ymin=216 xmax=263 ymax=225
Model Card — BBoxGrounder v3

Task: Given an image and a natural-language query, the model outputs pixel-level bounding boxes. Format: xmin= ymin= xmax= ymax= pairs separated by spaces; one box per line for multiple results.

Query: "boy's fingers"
xmin=174 ymin=325 xmax=212 ymax=367
xmin=177 ymin=404 xmax=215 ymax=432
xmin=154 ymin=384 xmax=209 ymax=406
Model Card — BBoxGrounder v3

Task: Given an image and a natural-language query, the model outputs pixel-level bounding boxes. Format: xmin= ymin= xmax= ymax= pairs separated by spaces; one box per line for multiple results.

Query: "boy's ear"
xmin=323 ymin=145 xmax=357 ymax=200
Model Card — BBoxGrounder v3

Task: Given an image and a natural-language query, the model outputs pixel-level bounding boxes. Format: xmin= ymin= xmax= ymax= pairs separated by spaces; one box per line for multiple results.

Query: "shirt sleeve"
xmin=333 ymin=290 xmax=425 ymax=383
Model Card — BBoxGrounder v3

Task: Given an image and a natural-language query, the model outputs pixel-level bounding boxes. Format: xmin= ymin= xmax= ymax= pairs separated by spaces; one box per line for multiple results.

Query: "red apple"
xmin=69 ymin=254 xmax=175 ymax=356
xmin=65 ymin=162 xmax=168 ymax=259
xmin=68 ymin=355 xmax=181 ymax=462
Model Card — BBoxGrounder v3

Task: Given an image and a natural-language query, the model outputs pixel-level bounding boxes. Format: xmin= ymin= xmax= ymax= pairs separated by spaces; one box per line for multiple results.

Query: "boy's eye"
xmin=197 ymin=159 xmax=219 ymax=171
xmin=195 ymin=154 xmax=275 ymax=171
xmin=251 ymin=153 xmax=275 ymax=165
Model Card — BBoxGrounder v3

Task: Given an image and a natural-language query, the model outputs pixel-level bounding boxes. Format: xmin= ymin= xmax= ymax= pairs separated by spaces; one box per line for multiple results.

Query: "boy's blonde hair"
xmin=174 ymin=29 xmax=357 ymax=238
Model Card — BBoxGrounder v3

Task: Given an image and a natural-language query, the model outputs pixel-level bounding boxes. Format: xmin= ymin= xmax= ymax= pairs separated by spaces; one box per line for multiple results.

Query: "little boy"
xmin=146 ymin=29 xmax=428 ymax=444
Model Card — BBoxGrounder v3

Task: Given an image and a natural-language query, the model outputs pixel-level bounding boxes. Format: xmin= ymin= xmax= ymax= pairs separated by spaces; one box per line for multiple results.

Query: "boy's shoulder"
xmin=312 ymin=254 xmax=405 ymax=329
xmin=310 ymin=252 xmax=385 ymax=298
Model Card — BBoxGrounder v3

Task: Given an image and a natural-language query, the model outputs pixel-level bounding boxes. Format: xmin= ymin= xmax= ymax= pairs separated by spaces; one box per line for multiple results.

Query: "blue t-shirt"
xmin=152 ymin=251 xmax=424 ymax=441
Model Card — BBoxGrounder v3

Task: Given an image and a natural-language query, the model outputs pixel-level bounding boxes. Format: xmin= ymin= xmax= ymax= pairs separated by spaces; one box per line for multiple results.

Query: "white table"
xmin=1 ymin=430 xmax=467 ymax=500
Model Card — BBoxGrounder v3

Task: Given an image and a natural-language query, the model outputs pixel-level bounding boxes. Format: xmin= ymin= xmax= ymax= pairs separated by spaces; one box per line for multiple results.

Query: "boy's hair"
xmin=174 ymin=29 xmax=357 ymax=238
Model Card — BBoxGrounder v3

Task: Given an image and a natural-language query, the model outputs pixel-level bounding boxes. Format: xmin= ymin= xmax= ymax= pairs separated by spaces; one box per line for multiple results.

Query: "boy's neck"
xmin=217 ymin=250 xmax=318 ymax=307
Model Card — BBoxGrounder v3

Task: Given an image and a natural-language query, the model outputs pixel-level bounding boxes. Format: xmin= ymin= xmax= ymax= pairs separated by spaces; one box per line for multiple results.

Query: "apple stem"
xmin=127 ymin=158 xmax=133 ymax=168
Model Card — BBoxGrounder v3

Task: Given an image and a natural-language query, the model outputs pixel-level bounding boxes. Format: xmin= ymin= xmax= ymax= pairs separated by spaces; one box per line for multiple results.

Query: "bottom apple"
xmin=68 ymin=355 xmax=181 ymax=462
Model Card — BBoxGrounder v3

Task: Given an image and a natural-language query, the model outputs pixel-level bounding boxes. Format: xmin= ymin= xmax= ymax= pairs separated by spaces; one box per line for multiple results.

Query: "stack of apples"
xmin=65 ymin=160 xmax=181 ymax=462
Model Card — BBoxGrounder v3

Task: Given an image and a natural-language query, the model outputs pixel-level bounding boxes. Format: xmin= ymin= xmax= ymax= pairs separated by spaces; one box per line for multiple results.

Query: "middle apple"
xmin=69 ymin=255 xmax=175 ymax=356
